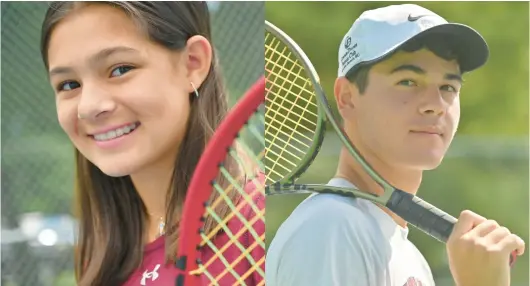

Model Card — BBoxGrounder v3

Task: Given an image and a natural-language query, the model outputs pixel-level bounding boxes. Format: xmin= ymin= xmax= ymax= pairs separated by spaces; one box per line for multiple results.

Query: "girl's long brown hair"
xmin=40 ymin=2 xmax=241 ymax=285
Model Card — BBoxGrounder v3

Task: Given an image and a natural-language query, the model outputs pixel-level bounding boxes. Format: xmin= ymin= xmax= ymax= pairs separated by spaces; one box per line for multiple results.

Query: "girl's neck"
xmin=130 ymin=158 xmax=175 ymax=242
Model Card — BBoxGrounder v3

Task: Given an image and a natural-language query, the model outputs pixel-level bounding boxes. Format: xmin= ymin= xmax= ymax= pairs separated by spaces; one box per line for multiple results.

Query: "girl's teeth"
xmin=93 ymin=123 xmax=138 ymax=141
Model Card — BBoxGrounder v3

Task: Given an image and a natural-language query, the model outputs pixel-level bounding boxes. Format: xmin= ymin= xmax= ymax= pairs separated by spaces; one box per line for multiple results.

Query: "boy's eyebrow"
xmin=390 ymin=64 xmax=462 ymax=83
xmin=390 ymin=64 xmax=425 ymax=75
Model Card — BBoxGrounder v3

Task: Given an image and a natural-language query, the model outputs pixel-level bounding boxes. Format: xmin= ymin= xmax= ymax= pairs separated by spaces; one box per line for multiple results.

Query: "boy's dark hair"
xmin=345 ymin=32 xmax=461 ymax=94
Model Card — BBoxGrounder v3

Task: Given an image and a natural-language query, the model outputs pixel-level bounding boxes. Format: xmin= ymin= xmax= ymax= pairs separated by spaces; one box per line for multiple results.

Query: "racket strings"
xmin=265 ymin=36 xmax=317 ymax=96
xmin=266 ymin=100 xmax=316 ymax=134
xmin=198 ymin=188 xmax=265 ymax=282
xmin=266 ymin=61 xmax=318 ymax=110
xmin=265 ymin=31 xmax=320 ymax=183
xmin=202 ymin=137 xmax=265 ymax=244
xmin=200 ymin=167 xmax=265 ymax=284
xmin=193 ymin=108 xmax=265 ymax=286
xmin=262 ymin=143 xmax=301 ymax=178
xmin=265 ymin=106 xmax=314 ymax=180
xmin=239 ymin=117 xmax=266 ymax=172
xmin=265 ymin=105 xmax=315 ymax=167
xmin=265 ymin=36 xmax=317 ymax=119
xmin=266 ymin=114 xmax=312 ymax=147
xmin=265 ymin=37 xmax=318 ymax=133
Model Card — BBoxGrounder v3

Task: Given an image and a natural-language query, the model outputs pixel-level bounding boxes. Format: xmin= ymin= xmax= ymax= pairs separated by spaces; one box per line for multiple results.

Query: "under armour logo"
xmin=140 ymin=264 xmax=160 ymax=285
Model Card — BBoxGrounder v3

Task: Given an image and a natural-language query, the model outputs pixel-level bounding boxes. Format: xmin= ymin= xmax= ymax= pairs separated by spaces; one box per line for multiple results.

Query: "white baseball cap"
xmin=338 ymin=4 xmax=489 ymax=77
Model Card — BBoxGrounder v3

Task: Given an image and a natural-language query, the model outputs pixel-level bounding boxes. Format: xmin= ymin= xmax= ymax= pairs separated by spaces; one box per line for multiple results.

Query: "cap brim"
xmin=345 ymin=23 xmax=489 ymax=77
xmin=414 ymin=23 xmax=489 ymax=73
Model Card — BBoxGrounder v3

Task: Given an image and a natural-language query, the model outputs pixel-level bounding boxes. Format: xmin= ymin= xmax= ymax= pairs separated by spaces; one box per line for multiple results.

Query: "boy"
xmin=266 ymin=4 xmax=525 ymax=286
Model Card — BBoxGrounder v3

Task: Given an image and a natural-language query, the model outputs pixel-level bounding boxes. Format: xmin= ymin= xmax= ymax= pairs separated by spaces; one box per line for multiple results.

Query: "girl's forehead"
xmin=47 ymin=5 xmax=150 ymax=69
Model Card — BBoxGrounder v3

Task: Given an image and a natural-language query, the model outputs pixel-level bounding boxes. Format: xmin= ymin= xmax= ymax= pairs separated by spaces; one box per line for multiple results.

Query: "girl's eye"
xmin=57 ymin=81 xmax=81 ymax=92
xmin=110 ymin=65 xmax=135 ymax=77
xmin=397 ymin=79 xmax=417 ymax=87
xmin=55 ymin=65 xmax=135 ymax=92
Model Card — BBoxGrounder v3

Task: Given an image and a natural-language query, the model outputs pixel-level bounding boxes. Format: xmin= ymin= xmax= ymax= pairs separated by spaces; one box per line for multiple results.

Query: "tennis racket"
xmin=264 ymin=20 xmax=517 ymax=266
xmin=175 ymin=77 xmax=266 ymax=286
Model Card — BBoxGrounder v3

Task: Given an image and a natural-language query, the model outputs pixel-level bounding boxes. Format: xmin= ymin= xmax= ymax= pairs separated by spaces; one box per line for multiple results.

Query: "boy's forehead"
xmin=372 ymin=49 xmax=461 ymax=74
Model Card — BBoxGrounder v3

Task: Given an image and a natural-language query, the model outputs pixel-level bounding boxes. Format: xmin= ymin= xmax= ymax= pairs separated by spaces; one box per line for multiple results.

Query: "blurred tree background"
xmin=266 ymin=2 xmax=529 ymax=285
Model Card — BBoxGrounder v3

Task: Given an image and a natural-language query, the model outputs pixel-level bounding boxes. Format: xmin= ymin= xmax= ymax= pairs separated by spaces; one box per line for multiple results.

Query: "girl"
xmin=40 ymin=2 xmax=264 ymax=285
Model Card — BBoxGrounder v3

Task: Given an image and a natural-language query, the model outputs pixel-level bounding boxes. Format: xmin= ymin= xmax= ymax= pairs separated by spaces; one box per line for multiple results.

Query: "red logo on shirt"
xmin=403 ymin=277 xmax=424 ymax=286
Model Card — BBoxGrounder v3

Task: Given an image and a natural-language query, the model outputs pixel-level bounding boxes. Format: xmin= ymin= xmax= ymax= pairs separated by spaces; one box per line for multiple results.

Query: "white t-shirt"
xmin=266 ymin=177 xmax=435 ymax=286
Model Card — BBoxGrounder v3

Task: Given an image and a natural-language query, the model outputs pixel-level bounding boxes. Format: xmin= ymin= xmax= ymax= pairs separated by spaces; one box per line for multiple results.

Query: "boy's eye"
xmin=397 ymin=79 xmax=417 ymax=87
xmin=441 ymin=84 xmax=457 ymax=92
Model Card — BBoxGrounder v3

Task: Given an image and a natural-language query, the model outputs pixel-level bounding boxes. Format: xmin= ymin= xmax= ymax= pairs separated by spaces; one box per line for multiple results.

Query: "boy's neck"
xmin=334 ymin=148 xmax=423 ymax=228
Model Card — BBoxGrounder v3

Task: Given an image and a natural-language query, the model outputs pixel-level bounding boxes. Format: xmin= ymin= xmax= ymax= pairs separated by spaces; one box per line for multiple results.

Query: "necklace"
xmin=148 ymin=213 xmax=166 ymax=237
xmin=157 ymin=216 xmax=166 ymax=237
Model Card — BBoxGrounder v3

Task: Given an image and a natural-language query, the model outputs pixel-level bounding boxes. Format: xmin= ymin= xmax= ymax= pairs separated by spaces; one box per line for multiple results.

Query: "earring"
xmin=190 ymin=82 xmax=199 ymax=98
xmin=77 ymin=113 xmax=84 ymax=119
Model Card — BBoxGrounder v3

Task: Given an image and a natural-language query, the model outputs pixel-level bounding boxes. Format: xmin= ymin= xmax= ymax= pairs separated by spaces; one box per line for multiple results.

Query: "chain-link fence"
xmin=1 ymin=2 xmax=264 ymax=285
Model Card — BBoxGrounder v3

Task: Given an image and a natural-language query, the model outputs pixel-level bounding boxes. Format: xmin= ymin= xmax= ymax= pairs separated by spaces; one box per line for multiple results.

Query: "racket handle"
xmin=387 ymin=189 xmax=516 ymax=267
xmin=387 ymin=189 xmax=456 ymax=242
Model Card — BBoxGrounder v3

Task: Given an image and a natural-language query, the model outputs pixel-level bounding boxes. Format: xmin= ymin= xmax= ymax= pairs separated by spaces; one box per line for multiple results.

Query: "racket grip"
xmin=386 ymin=189 xmax=456 ymax=242
xmin=387 ymin=189 xmax=516 ymax=267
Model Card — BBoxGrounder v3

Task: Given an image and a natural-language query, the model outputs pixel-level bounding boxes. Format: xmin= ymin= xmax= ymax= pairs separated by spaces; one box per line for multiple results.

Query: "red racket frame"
xmin=175 ymin=76 xmax=265 ymax=286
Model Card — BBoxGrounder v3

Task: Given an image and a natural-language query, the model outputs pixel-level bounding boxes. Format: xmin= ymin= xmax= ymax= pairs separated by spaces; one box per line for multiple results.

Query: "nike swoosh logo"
xmin=408 ymin=14 xmax=427 ymax=21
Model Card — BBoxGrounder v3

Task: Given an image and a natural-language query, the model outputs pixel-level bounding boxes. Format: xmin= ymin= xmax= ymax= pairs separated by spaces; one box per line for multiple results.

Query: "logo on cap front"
xmin=407 ymin=14 xmax=428 ymax=22
xmin=345 ymin=36 xmax=352 ymax=49
xmin=341 ymin=36 xmax=360 ymax=73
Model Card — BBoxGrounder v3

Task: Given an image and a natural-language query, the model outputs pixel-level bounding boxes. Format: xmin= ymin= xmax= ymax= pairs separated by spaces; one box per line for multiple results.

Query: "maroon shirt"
xmin=123 ymin=175 xmax=265 ymax=286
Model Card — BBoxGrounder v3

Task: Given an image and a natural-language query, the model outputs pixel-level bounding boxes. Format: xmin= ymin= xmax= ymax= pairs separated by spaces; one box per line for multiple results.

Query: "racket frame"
xmin=266 ymin=183 xmax=388 ymax=203
xmin=265 ymin=20 xmax=327 ymax=185
xmin=265 ymin=20 xmax=393 ymax=204
xmin=175 ymin=77 xmax=265 ymax=286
